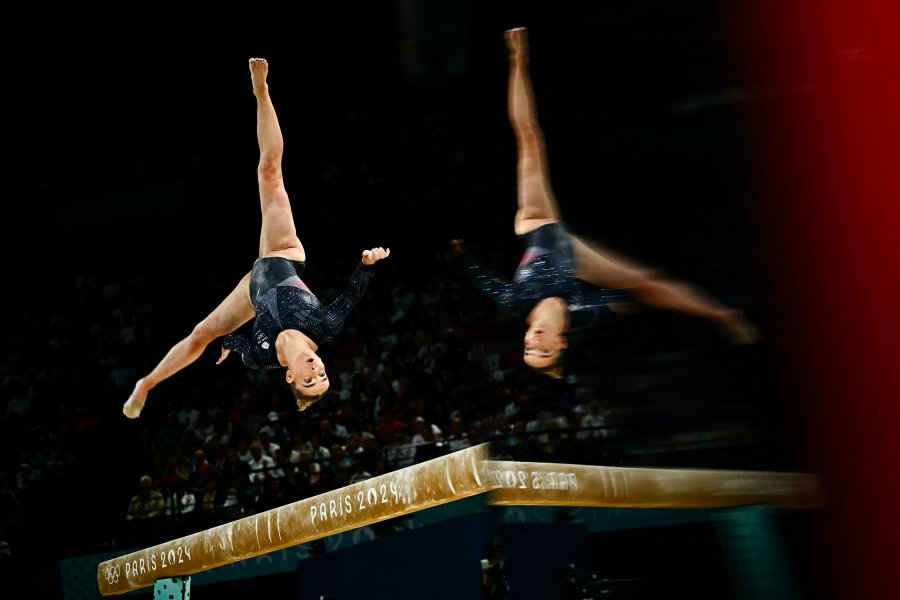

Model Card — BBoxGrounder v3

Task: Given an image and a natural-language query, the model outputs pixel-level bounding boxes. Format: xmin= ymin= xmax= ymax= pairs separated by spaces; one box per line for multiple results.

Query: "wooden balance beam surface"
xmin=97 ymin=443 xmax=491 ymax=595
xmin=97 ymin=445 xmax=825 ymax=595
xmin=487 ymin=460 xmax=825 ymax=509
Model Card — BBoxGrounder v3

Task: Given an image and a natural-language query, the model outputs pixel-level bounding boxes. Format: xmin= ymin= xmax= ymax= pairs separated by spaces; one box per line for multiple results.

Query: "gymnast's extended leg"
xmin=506 ymin=27 xmax=561 ymax=237
xmin=250 ymin=57 xmax=305 ymax=263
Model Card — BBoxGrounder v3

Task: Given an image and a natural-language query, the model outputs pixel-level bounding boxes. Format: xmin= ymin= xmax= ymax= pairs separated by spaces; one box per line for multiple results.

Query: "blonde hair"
xmin=294 ymin=388 xmax=327 ymax=412
xmin=534 ymin=364 xmax=564 ymax=379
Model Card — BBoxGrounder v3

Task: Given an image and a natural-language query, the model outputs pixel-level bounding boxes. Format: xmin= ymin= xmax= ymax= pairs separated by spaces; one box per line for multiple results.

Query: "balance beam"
xmin=487 ymin=460 xmax=825 ymax=509
xmin=98 ymin=443 xmax=490 ymax=595
xmin=97 ymin=444 xmax=825 ymax=595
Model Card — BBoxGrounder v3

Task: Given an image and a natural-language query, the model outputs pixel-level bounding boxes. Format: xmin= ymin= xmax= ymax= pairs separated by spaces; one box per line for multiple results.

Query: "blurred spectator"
xmin=236 ymin=435 xmax=253 ymax=463
xmin=288 ymin=431 xmax=308 ymax=464
xmin=216 ymin=446 xmax=250 ymax=494
xmin=246 ymin=442 xmax=278 ymax=511
xmin=410 ymin=417 xmax=429 ymax=445
xmin=190 ymin=449 xmax=213 ymax=495
xmin=165 ymin=480 xmax=197 ymax=516
xmin=191 ymin=411 xmax=215 ymax=445
xmin=268 ymin=414 xmax=293 ymax=447
xmin=504 ymin=394 xmax=521 ymax=420
xmin=153 ymin=412 xmax=188 ymax=474
xmin=126 ymin=475 xmax=166 ymax=521
xmin=413 ymin=423 xmax=449 ymax=464
xmin=269 ymin=447 xmax=288 ymax=482
xmin=331 ymin=416 xmax=350 ymax=444
xmin=220 ymin=487 xmax=242 ymax=519
xmin=210 ymin=410 xmax=234 ymax=446
xmin=257 ymin=430 xmax=280 ymax=459
xmin=346 ymin=433 xmax=365 ymax=456
xmin=317 ymin=418 xmax=341 ymax=450
xmin=199 ymin=479 xmax=218 ymax=512
xmin=329 ymin=445 xmax=353 ymax=487
xmin=176 ymin=399 xmax=200 ymax=431
xmin=447 ymin=416 xmax=472 ymax=452
xmin=384 ymin=431 xmax=415 ymax=469
xmin=305 ymin=455 xmax=323 ymax=491
xmin=247 ymin=442 xmax=276 ymax=487
xmin=161 ymin=456 xmax=191 ymax=497
xmin=257 ymin=411 xmax=282 ymax=438
xmin=272 ymin=464 xmax=303 ymax=505
xmin=376 ymin=409 xmax=406 ymax=441
xmin=577 ymin=399 xmax=609 ymax=440
xmin=349 ymin=458 xmax=373 ymax=484
xmin=308 ymin=434 xmax=331 ymax=462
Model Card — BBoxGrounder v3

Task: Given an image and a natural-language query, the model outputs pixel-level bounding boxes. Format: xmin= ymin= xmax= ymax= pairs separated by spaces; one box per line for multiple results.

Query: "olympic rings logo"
xmin=104 ymin=564 xmax=120 ymax=584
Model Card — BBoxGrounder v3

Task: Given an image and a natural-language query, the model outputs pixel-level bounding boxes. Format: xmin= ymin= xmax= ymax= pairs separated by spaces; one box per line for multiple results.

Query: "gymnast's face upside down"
xmin=523 ymin=320 xmax=568 ymax=373
xmin=286 ymin=350 xmax=330 ymax=409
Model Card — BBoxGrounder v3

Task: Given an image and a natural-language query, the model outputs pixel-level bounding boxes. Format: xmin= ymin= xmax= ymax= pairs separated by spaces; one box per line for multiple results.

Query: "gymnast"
xmin=452 ymin=27 xmax=759 ymax=379
xmin=123 ymin=58 xmax=390 ymax=419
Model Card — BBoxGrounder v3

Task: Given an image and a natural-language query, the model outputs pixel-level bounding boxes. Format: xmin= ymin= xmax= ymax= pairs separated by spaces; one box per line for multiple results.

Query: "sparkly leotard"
xmin=222 ymin=257 xmax=374 ymax=369
xmin=463 ymin=223 xmax=630 ymax=330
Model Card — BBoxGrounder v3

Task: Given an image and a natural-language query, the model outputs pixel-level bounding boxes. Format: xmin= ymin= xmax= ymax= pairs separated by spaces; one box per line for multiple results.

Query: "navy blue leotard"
xmin=463 ymin=223 xmax=630 ymax=331
xmin=223 ymin=257 xmax=374 ymax=369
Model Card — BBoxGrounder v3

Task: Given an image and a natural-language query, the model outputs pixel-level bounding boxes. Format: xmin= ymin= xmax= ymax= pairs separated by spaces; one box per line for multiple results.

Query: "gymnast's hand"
xmin=362 ymin=247 xmax=391 ymax=265
xmin=216 ymin=346 xmax=231 ymax=365
xmin=450 ymin=239 xmax=466 ymax=255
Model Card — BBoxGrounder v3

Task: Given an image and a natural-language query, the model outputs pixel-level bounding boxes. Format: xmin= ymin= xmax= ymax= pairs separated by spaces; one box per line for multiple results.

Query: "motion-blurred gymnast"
xmin=123 ymin=58 xmax=390 ymax=419
xmin=453 ymin=27 xmax=759 ymax=378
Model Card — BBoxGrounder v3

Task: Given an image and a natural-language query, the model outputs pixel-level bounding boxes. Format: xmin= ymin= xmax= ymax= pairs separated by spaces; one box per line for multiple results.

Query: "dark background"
xmin=13 ymin=0 xmax=762 ymax=285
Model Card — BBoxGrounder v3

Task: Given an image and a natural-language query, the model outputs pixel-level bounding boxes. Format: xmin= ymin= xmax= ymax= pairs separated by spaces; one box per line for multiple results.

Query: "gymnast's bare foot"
xmin=249 ymin=57 xmax=268 ymax=95
xmin=505 ymin=27 xmax=529 ymax=62
xmin=123 ymin=378 xmax=147 ymax=419
xmin=718 ymin=310 xmax=762 ymax=346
